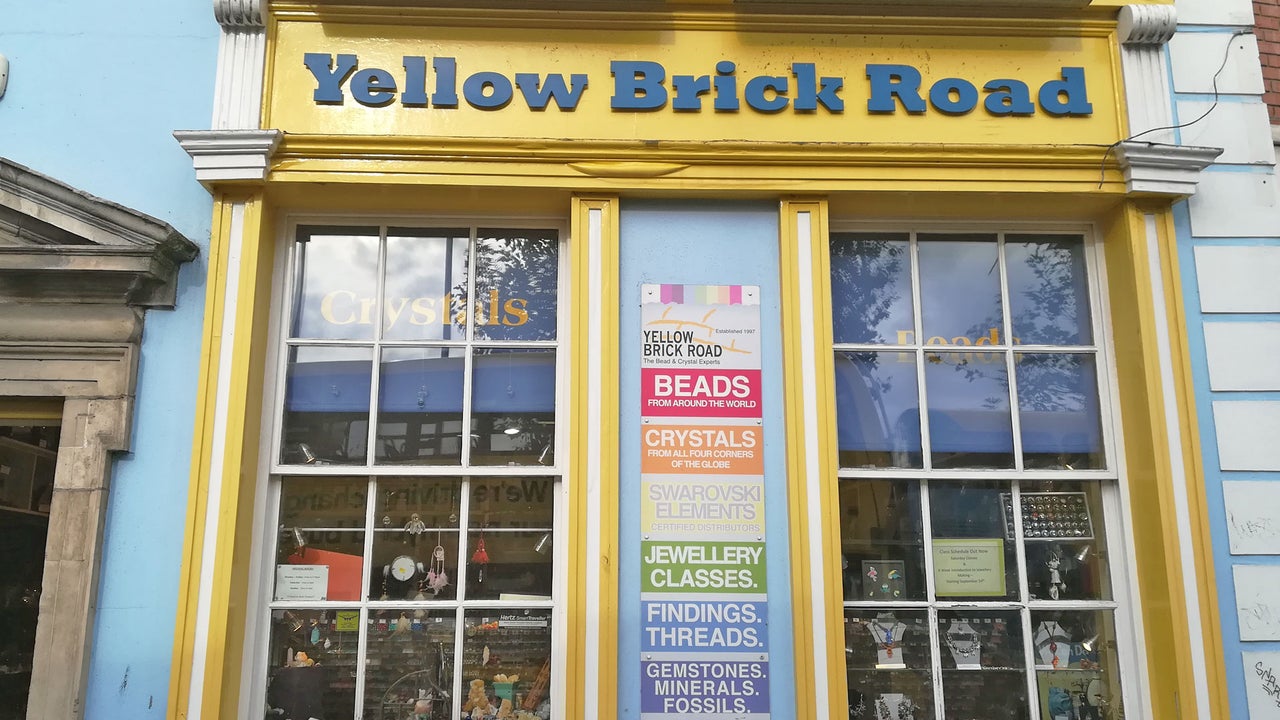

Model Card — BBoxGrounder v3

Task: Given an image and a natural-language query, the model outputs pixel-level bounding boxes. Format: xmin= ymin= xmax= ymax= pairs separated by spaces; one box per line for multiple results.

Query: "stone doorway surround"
xmin=0 ymin=158 xmax=197 ymax=719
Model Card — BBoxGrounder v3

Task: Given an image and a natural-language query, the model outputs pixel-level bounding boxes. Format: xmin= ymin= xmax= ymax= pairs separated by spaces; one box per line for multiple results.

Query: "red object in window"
xmin=287 ymin=548 xmax=364 ymax=601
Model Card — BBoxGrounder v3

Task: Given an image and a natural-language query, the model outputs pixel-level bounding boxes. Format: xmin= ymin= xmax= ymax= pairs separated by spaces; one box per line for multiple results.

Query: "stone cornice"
xmin=1114 ymin=141 xmax=1222 ymax=196
xmin=174 ymin=129 xmax=283 ymax=184
xmin=0 ymin=158 xmax=198 ymax=308
xmin=214 ymin=0 xmax=264 ymax=28
xmin=1118 ymin=4 xmax=1177 ymax=46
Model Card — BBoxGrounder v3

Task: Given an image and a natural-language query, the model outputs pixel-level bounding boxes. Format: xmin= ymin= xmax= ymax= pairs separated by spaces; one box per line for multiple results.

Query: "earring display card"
xmin=862 ymin=560 xmax=907 ymax=600
xmin=1002 ymin=492 xmax=1093 ymax=541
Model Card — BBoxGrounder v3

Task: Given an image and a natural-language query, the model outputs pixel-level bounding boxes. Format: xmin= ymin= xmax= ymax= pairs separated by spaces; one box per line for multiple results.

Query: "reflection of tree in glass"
xmin=958 ymin=241 xmax=1086 ymax=413
xmin=1007 ymin=241 xmax=1087 ymax=346
xmin=450 ymin=232 xmax=559 ymax=341
xmin=830 ymin=237 xmax=907 ymax=344
xmin=830 ymin=238 xmax=908 ymax=459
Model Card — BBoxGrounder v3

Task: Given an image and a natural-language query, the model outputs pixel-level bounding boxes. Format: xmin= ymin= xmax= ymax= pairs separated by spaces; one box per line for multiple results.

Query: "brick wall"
xmin=1258 ymin=0 xmax=1280 ymax=123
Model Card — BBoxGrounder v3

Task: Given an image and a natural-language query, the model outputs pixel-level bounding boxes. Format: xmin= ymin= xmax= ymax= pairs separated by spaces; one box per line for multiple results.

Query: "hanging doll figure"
xmin=1046 ymin=552 xmax=1066 ymax=600
xmin=472 ymin=534 xmax=490 ymax=583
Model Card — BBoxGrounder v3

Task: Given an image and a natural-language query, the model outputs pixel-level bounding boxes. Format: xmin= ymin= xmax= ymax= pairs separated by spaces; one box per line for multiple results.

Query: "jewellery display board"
xmin=861 ymin=561 xmax=907 ymax=601
xmin=1002 ymin=492 xmax=1093 ymax=541
xmin=845 ymin=611 xmax=934 ymax=720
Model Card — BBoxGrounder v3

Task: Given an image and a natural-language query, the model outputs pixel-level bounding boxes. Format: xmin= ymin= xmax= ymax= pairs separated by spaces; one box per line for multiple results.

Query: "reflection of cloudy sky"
xmin=383 ymin=233 xmax=468 ymax=341
xmin=294 ymin=231 xmax=472 ymax=341
xmin=295 ymin=233 xmax=381 ymax=340
xmin=918 ymin=238 xmax=1003 ymax=341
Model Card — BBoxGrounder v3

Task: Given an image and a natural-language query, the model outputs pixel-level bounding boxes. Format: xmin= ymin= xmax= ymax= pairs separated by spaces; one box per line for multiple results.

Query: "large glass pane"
xmin=276 ymin=478 xmax=367 ymax=603
xmin=370 ymin=478 xmax=463 ymax=601
xmin=466 ymin=477 xmax=554 ymax=602
xmin=266 ymin=609 xmax=359 ymax=720
xmin=364 ymin=609 xmax=456 ymax=719
xmin=471 ymin=348 xmax=557 ymax=466
xmin=938 ymin=610 xmax=1028 ymax=720
xmin=1006 ymin=236 xmax=1092 ymax=346
xmin=382 ymin=229 xmax=469 ymax=341
xmin=291 ymin=227 xmax=380 ymax=341
xmin=830 ymin=233 xmax=913 ymax=345
xmin=472 ymin=229 xmax=559 ymax=342
xmin=845 ymin=609 xmax=935 ymax=720
xmin=1016 ymin=353 xmax=1105 ymax=471
xmin=923 ymin=351 xmax=1014 ymax=469
xmin=1032 ymin=610 xmax=1122 ymax=720
xmin=281 ymin=345 xmax=373 ymax=466
xmin=834 ymin=351 xmax=923 ymax=469
xmin=376 ymin=347 xmax=466 ymax=465
xmin=461 ymin=608 xmax=553 ymax=718
xmin=930 ymin=480 xmax=1018 ymax=601
xmin=1017 ymin=481 xmax=1112 ymax=601
xmin=917 ymin=234 xmax=1003 ymax=344
xmin=839 ymin=479 xmax=926 ymax=601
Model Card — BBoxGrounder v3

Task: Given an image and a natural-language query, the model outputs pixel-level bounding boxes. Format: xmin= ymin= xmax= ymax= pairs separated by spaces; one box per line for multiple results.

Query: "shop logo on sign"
xmin=303 ymin=53 xmax=1093 ymax=117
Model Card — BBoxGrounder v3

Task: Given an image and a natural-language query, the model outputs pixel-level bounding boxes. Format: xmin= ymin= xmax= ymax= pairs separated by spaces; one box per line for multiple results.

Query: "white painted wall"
xmin=1194 ymin=246 xmax=1280 ymax=313
xmin=1175 ymin=0 xmax=1255 ymax=26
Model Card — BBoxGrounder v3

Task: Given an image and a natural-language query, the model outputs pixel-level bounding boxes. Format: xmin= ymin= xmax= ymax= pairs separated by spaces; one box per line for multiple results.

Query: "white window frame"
xmin=241 ymin=213 xmax=571 ymax=720
xmin=827 ymin=220 xmax=1147 ymax=720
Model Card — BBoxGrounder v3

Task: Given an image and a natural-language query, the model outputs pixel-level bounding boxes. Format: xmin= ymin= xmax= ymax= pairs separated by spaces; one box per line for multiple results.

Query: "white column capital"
xmin=174 ymin=129 xmax=283 ymax=185
xmin=1118 ymin=5 xmax=1177 ymax=46
xmin=214 ymin=0 xmax=263 ymax=28
xmin=1114 ymin=141 xmax=1222 ymax=196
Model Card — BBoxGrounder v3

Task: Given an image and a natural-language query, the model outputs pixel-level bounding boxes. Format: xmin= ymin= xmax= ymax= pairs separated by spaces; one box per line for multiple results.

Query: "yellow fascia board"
xmin=266 ymin=138 xmax=1130 ymax=196
xmin=1148 ymin=206 xmax=1230 ymax=720
xmin=569 ymin=195 xmax=621 ymax=720
xmin=778 ymin=199 xmax=846 ymax=717
xmin=168 ymin=194 xmax=275 ymax=720
xmin=1100 ymin=201 xmax=1225 ymax=720
xmin=265 ymin=18 xmax=1122 ymax=147
xmin=271 ymin=4 xmax=1121 ymax=32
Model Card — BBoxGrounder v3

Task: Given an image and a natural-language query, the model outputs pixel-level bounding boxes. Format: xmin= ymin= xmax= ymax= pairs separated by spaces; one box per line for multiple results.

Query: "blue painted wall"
xmin=1 ymin=2 xmax=218 ymax=716
xmin=1173 ymin=201 xmax=1280 ymax=718
xmin=617 ymin=200 xmax=797 ymax=718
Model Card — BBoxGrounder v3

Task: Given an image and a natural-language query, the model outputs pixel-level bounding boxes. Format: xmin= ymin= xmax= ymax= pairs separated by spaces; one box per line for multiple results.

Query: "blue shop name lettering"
xmin=303 ymin=54 xmax=1093 ymax=117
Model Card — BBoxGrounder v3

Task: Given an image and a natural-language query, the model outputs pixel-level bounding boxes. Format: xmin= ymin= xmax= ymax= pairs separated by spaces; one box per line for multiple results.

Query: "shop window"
xmin=830 ymin=230 xmax=1123 ymax=720
xmin=0 ymin=423 xmax=59 ymax=719
xmin=264 ymin=224 xmax=561 ymax=720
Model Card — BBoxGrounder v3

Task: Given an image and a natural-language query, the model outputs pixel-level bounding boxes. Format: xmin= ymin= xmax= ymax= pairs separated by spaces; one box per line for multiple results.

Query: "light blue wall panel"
xmin=617 ymin=200 xmax=797 ymax=718
xmin=2 ymin=2 xmax=218 ymax=716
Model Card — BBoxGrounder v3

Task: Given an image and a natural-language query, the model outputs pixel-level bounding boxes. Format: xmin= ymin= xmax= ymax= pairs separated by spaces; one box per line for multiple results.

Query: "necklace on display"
xmin=1040 ymin=621 xmax=1067 ymax=669
xmin=871 ymin=620 xmax=898 ymax=659
xmin=877 ymin=698 xmax=892 ymax=720
xmin=944 ymin=625 xmax=980 ymax=659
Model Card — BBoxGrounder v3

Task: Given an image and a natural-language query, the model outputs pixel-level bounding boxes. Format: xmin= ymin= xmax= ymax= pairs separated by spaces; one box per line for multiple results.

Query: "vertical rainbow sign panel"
xmin=639 ymin=284 xmax=770 ymax=719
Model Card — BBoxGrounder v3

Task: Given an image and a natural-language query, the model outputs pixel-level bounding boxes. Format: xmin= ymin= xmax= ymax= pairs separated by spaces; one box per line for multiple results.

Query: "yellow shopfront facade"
xmin=169 ymin=2 xmax=1227 ymax=719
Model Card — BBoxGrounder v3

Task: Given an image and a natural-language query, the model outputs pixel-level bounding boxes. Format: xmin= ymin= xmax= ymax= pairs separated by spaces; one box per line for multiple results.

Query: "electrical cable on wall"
xmin=1098 ymin=30 xmax=1254 ymax=188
